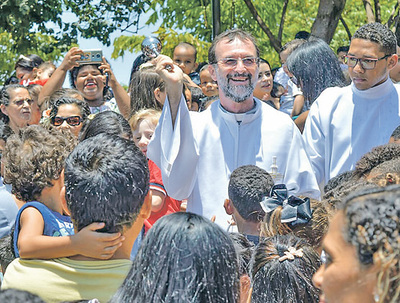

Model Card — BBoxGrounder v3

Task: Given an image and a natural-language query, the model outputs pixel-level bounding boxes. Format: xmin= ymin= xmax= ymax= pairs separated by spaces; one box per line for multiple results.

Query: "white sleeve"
xmin=303 ymin=101 xmax=325 ymax=186
xmin=147 ymin=95 xmax=199 ymax=200
xmin=283 ymin=122 xmax=321 ymax=200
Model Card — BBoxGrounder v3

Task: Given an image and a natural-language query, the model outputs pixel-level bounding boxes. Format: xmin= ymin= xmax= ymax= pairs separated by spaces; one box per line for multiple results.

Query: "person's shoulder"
xmin=312 ymin=85 xmax=351 ymax=109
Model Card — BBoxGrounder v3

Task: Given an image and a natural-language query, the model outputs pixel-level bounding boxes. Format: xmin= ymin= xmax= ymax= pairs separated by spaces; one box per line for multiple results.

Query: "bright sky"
xmin=62 ymin=11 xmax=161 ymax=87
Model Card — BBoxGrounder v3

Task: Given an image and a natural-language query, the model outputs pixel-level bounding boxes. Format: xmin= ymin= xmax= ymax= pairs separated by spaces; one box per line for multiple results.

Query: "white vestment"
xmin=303 ymin=78 xmax=400 ymax=186
xmin=148 ymin=96 xmax=320 ymax=228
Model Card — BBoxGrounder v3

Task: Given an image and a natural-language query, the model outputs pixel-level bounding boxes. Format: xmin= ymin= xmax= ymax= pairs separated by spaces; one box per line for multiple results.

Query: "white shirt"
xmin=303 ymin=78 xmax=400 ymax=186
xmin=148 ymin=96 xmax=320 ymax=228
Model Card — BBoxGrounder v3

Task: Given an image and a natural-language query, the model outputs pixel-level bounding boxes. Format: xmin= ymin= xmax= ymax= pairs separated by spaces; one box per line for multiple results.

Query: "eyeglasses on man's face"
xmin=213 ymin=57 xmax=259 ymax=68
xmin=344 ymin=54 xmax=391 ymax=70
xmin=52 ymin=116 xmax=83 ymax=127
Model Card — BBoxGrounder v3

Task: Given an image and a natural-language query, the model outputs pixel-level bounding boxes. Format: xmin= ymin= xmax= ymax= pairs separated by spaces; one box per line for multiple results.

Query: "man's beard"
xmin=216 ymin=71 xmax=255 ymax=103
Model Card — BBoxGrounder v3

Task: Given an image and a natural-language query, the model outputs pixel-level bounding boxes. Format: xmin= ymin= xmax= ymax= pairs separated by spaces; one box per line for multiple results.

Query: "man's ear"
xmin=208 ymin=64 xmax=217 ymax=81
xmin=0 ymin=104 xmax=8 ymax=116
xmin=388 ymin=54 xmax=398 ymax=70
xmin=139 ymin=191 xmax=152 ymax=220
xmin=60 ymin=185 xmax=71 ymax=216
xmin=224 ymin=198 xmax=234 ymax=215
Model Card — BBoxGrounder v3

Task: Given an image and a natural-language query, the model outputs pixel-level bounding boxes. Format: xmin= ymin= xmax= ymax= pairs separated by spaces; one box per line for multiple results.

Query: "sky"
xmin=62 ymin=11 xmax=161 ymax=87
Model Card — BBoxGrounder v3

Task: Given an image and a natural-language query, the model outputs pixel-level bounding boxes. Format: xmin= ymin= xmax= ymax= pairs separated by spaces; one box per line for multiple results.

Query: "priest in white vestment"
xmin=148 ymin=29 xmax=320 ymax=228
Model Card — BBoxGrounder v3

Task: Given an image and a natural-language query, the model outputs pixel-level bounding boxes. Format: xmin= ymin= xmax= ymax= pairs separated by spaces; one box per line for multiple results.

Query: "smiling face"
xmin=54 ymin=104 xmax=84 ymax=137
xmin=15 ymin=67 xmax=34 ymax=82
xmin=253 ymin=62 xmax=273 ymax=100
xmin=209 ymin=38 xmax=259 ymax=107
xmin=313 ymin=211 xmax=377 ymax=303
xmin=74 ymin=65 xmax=105 ymax=102
xmin=1 ymin=87 xmax=32 ymax=132
xmin=348 ymin=38 xmax=397 ymax=90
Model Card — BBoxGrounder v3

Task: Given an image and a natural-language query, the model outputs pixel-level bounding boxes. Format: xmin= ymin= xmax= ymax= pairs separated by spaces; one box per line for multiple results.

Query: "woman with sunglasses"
xmin=0 ymin=84 xmax=33 ymax=133
xmin=49 ymin=97 xmax=90 ymax=137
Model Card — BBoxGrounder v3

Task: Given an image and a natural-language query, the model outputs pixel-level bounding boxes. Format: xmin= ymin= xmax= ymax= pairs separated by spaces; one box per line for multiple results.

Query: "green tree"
xmin=0 ymin=0 xmax=150 ymax=82
xmin=113 ymin=0 xmax=400 ymax=69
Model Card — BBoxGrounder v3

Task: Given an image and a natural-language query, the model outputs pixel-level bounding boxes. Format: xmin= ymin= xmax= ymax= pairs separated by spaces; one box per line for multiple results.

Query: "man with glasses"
xmin=148 ymin=29 xmax=319 ymax=229
xmin=303 ymin=22 xmax=400 ymax=187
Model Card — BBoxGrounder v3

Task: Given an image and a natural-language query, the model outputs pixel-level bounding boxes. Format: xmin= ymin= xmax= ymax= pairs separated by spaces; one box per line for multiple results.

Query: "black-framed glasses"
xmin=213 ymin=57 xmax=259 ymax=67
xmin=344 ymin=54 xmax=391 ymax=70
xmin=12 ymin=98 xmax=33 ymax=107
xmin=51 ymin=116 xmax=83 ymax=127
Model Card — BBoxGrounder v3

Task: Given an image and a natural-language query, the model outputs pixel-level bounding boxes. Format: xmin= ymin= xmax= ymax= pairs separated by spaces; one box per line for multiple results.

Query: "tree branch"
xmin=278 ymin=0 xmax=289 ymax=42
xmin=362 ymin=0 xmax=375 ymax=23
xmin=374 ymin=0 xmax=381 ymax=23
xmin=387 ymin=0 xmax=399 ymax=28
xmin=242 ymin=0 xmax=282 ymax=52
xmin=340 ymin=16 xmax=352 ymax=42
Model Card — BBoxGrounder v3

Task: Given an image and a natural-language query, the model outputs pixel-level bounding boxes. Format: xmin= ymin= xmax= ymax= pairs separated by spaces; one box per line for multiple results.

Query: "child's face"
xmin=133 ymin=119 xmax=156 ymax=156
xmin=37 ymin=67 xmax=55 ymax=80
xmin=200 ymin=69 xmax=219 ymax=97
xmin=173 ymin=46 xmax=197 ymax=75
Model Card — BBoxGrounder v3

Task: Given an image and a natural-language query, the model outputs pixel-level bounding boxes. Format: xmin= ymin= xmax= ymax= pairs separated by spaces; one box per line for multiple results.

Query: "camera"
xmin=77 ymin=49 xmax=103 ymax=64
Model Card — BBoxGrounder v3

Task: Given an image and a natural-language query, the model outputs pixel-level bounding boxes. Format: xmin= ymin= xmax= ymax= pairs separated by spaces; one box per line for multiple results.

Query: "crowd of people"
xmin=0 ymin=21 xmax=399 ymax=303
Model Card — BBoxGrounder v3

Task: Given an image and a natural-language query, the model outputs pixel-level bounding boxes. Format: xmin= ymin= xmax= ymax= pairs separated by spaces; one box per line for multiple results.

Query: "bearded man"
xmin=148 ymin=29 xmax=320 ymax=228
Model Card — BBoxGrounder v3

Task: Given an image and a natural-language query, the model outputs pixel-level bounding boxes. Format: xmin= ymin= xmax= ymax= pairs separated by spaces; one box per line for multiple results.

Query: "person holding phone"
xmin=38 ymin=47 xmax=130 ymax=118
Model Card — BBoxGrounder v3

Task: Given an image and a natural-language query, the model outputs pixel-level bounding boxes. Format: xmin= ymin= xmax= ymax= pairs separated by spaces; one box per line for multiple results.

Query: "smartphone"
xmin=77 ymin=49 xmax=103 ymax=64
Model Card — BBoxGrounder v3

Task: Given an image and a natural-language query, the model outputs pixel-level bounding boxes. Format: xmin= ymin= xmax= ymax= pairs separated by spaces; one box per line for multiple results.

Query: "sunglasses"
xmin=52 ymin=116 xmax=83 ymax=127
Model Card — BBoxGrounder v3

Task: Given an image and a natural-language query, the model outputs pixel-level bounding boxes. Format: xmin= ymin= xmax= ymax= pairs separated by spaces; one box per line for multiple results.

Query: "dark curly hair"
xmin=228 ymin=165 xmax=274 ymax=223
xmin=352 ymin=22 xmax=397 ymax=55
xmin=49 ymin=97 xmax=91 ymax=127
xmin=342 ymin=185 xmax=400 ymax=302
xmin=3 ymin=125 xmax=75 ymax=201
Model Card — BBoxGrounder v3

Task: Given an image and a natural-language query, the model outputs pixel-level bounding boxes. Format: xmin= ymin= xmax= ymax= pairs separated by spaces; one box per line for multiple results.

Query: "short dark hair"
xmin=3 ymin=125 xmax=75 ymax=201
xmin=251 ymin=234 xmax=320 ymax=303
xmin=391 ymin=124 xmax=400 ymax=139
xmin=352 ymin=22 xmax=397 ymax=55
xmin=209 ymin=29 xmax=260 ymax=64
xmin=79 ymin=111 xmax=132 ymax=141
xmin=64 ymin=134 xmax=149 ymax=233
xmin=280 ymin=38 xmax=306 ymax=54
xmin=336 ymin=45 xmax=349 ymax=54
xmin=228 ymin=165 xmax=274 ymax=222
xmin=111 ymin=212 xmax=239 ymax=302
xmin=0 ymin=288 xmax=45 ymax=303
xmin=174 ymin=42 xmax=198 ymax=61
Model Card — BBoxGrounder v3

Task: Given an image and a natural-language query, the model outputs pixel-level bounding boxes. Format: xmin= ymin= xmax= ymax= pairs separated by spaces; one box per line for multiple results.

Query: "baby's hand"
xmin=71 ymin=222 xmax=125 ymax=259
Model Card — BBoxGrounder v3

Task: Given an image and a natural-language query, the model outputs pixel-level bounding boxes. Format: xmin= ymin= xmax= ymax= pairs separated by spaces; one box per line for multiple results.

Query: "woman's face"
xmin=53 ymin=104 xmax=84 ymax=137
xmin=313 ymin=211 xmax=377 ymax=303
xmin=253 ymin=62 xmax=273 ymax=100
xmin=1 ymin=88 xmax=32 ymax=132
xmin=15 ymin=67 xmax=34 ymax=82
xmin=74 ymin=65 xmax=105 ymax=102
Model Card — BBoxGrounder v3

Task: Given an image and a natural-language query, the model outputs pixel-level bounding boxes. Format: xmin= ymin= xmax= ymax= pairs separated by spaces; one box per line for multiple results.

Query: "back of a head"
xmin=251 ymin=234 xmax=320 ymax=303
xmin=64 ymin=134 xmax=149 ymax=233
xmin=0 ymin=289 xmax=45 ymax=303
xmin=4 ymin=125 xmax=75 ymax=201
xmin=79 ymin=111 xmax=132 ymax=141
xmin=352 ymin=22 xmax=396 ymax=55
xmin=129 ymin=67 xmax=164 ymax=113
xmin=111 ymin=212 xmax=240 ymax=303
xmin=228 ymin=165 xmax=274 ymax=223
xmin=286 ymin=37 xmax=346 ymax=103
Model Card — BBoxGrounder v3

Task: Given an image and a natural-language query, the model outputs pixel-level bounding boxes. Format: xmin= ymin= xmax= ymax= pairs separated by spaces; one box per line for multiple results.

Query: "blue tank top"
xmin=13 ymin=201 xmax=74 ymax=257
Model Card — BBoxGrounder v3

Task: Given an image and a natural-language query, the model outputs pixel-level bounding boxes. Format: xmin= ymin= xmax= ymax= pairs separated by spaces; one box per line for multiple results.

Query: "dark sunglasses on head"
xmin=51 ymin=116 xmax=83 ymax=127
